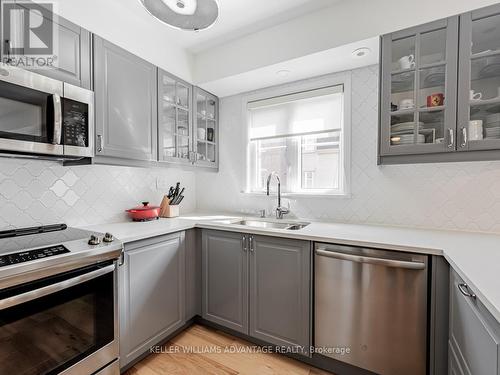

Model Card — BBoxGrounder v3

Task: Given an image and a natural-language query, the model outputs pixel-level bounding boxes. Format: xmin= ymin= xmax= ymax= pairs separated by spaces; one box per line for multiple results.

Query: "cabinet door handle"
xmin=97 ymin=135 xmax=103 ymax=152
xmin=447 ymin=128 xmax=454 ymax=149
xmin=249 ymin=235 xmax=254 ymax=253
xmin=458 ymin=283 xmax=476 ymax=299
xmin=460 ymin=127 xmax=467 ymax=148
xmin=242 ymin=235 xmax=247 ymax=252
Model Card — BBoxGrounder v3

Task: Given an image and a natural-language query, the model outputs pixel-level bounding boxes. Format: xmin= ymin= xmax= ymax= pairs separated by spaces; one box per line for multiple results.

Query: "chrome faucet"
xmin=266 ymin=172 xmax=289 ymax=219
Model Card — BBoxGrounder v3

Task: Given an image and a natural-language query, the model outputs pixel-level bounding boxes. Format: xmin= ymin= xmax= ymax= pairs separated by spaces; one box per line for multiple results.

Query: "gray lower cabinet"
xmin=449 ymin=269 xmax=500 ymax=375
xmin=249 ymin=235 xmax=311 ymax=350
xmin=94 ymin=35 xmax=158 ymax=162
xmin=201 ymin=229 xmax=311 ymax=351
xmin=1 ymin=0 xmax=92 ymax=88
xmin=202 ymin=230 xmax=248 ymax=333
xmin=119 ymin=232 xmax=186 ymax=368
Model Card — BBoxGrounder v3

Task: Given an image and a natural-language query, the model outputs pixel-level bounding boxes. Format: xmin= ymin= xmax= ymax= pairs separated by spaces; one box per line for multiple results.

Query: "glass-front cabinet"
xmin=193 ymin=87 xmax=219 ymax=168
xmin=380 ymin=3 xmax=500 ymax=164
xmin=380 ymin=17 xmax=459 ymax=157
xmin=457 ymin=4 xmax=500 ymax=152
xmin=158 ymin=69 xmax=193 ymax=164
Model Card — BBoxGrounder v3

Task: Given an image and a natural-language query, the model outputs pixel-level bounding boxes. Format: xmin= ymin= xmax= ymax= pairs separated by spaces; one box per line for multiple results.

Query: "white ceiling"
xmin=127 ymin=0 xmax=340 ymax=53
xmin=200 ymin=37 xmax=379 ymax=97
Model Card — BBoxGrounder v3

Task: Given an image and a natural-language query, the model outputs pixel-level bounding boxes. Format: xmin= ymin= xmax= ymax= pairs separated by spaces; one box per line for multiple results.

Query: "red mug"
xmin=427 ymin=93 xmax=444 ymax=107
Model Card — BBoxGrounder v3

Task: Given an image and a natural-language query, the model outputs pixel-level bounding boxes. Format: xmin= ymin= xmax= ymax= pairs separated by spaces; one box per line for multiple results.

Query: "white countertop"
xmin=84 ymin=213 xmax=500 ymax=324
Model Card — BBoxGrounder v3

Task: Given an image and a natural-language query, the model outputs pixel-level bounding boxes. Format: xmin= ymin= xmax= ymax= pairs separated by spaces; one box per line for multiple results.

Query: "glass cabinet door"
xmin=457 ymin=5 xmax=500 ymax=151
xmin=158 ymin=70 xmax=193 ymax=163
xmin=380 ymin=17 xmax=459 ymax=156
xmin=194 ymin=88 xmax=218 ymax=167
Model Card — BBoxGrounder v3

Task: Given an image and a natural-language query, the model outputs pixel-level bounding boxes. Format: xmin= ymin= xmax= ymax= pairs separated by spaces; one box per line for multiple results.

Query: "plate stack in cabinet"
xmin=158 ymin=69 xmax=194 ymax=165
xmin=194 ymin=87 xmax=218 ymax=169
xmin=379 ymin=17 xmax=458 ymax=161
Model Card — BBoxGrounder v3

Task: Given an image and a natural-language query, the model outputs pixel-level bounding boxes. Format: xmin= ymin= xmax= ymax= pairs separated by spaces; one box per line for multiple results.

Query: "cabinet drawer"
xmin=450 ymin=270 xmax=500 ymax=375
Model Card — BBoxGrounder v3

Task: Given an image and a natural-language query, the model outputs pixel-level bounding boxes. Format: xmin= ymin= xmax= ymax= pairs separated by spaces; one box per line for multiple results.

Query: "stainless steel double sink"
xmin=234 ymin=220 xmax=310 ymax=231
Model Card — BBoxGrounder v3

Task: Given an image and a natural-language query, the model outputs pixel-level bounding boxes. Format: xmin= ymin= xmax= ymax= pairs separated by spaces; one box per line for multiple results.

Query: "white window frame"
xmin=242 ymin=72 xmax=352 ymax=198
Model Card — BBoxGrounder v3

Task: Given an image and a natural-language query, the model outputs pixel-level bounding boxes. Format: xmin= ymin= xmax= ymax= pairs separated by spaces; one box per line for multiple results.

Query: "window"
xmin=246 ymin=83 xmax=349 ymax=195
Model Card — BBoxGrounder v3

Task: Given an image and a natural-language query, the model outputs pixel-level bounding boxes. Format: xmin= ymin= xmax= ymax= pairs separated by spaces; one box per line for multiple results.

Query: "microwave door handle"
xmin=0 ymin=264 xmax=115 ymax=310
xmin=52 ymin=94 xmax=62 ymax=145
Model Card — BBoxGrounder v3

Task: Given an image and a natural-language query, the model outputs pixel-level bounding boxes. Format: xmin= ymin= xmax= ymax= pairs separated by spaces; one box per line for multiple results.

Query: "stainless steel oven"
xmin=0 ymin=63 xmax=93 ymax=158
xmin=0 ymin=261 xmax=118 ymax=375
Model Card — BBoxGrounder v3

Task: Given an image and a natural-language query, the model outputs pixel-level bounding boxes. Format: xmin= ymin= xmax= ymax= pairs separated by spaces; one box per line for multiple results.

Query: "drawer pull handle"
xmin=458 ymin=283 xmax=476 ymax=299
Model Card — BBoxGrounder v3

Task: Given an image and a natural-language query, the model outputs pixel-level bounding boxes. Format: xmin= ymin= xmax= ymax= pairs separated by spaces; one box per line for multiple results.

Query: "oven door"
xmin=0 ymin=261 xmax=118 ymax=375
xmin=63 ymin=83 xmax=94 ymax=158
xmin=0 ymin=63 xmax=64 ymax=156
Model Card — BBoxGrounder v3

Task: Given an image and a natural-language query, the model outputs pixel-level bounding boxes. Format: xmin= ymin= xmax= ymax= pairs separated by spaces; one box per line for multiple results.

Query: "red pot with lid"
xmin=126 ymin=202 xmax=160 ymax=222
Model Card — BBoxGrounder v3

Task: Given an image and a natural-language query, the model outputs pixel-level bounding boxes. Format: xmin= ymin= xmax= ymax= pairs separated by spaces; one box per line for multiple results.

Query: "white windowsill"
xmin=240 ymin=191 xmax=351 ymax=199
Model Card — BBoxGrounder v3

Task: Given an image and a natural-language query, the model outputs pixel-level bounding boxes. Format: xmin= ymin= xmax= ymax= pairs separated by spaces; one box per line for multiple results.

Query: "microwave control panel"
xmin=63 ymin=98 xmax=89 ymax=147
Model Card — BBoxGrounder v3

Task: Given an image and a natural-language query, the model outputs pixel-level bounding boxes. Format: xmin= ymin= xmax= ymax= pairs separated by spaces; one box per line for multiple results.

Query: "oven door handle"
xmin=0 ymin=264 xmax=115 ymax=310
xmin=52 ymin=93 xmax=62 ymax=145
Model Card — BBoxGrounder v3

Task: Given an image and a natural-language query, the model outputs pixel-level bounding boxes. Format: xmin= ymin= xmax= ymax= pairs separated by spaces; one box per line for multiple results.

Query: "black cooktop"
xmin=0 ymin=224 xmax=92 ymax=257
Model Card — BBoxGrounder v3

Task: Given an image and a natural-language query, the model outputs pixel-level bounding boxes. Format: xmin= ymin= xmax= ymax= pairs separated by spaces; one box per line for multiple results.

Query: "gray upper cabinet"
xmin=380 ymin=17 xmax=459 ymax=160
xmin=94 ymin=35 xmax=157 ymax=162
xmin=119 ymin=232 xmax=186 ymax=369
xmin=202 ymin=230 xmax=248 ymax=333
xmin=449 ymin=269 xmax=500 ymax=375
xmin=193 ymin=87 xmax=219 ymax=169
xmin=249 ymin=235 xmax=311 ymax=351
xmin=457 ymin=3 xmax=500 ymax=153
xmin=1 ymin=1 xmax=91 ymax=88
xmin=158 ymin=69 xmax=194 ymax=164
xmin=380 ymin=4 xmax=500 ymax=164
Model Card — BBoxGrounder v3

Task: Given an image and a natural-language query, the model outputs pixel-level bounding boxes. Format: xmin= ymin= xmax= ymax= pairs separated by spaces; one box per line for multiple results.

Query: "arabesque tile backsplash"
xmin=0 ymin=159 xmax=196 ymax=230
xmin=196 ymin=65 xmax=500 ymax=234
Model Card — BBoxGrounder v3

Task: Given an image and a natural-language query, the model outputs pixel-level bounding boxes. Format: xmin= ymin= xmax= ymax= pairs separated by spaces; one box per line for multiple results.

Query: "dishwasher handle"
xmin=315 ymin=248 xmax=426 ymax=270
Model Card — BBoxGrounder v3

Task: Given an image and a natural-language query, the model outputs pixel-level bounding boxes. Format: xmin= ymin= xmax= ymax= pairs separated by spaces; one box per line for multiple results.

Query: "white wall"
xmin=45 ymin=0 xmax=194 ymax=82
xmin=194 ymin=0 xmax=500 ymax=85
xmin=196 ymin=65 xmax=500 ymax=234
xmin=0 ymin=159 xmax=196 ymax=230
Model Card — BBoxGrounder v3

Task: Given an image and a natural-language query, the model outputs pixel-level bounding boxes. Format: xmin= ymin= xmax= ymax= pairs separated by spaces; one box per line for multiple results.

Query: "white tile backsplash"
xmin=0 ymin=159 xmax=196 ymax=230
xmin=196 ymin=65 xmax=500 ymax=234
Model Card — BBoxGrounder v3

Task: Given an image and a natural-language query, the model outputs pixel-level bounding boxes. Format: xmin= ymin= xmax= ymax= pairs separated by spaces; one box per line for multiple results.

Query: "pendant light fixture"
xmin=140 ymin=0 xmax=219 ymax=31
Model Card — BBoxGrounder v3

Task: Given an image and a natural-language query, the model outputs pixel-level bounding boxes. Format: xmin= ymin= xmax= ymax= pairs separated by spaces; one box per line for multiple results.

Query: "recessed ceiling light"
xmin=276 ymin=70 xmax=291 ymax=77
xmin=140 ymin=0 xmax=219 ymax=31
xmin=352 ymin=47 xmax=371 ymax=58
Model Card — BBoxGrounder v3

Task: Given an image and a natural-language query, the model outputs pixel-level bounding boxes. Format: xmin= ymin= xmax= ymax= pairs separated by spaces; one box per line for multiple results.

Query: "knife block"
xmin=159 ymin=196 xmax=180 ymax=218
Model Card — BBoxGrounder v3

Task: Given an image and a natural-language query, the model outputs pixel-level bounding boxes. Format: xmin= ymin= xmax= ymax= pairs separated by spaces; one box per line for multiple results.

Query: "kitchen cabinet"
xmin=193 ymin=87 xmax=219 ymax=169
xmin=201 ymin=229 xmax=311 ymax=350
xmin=449 ymin=269 xmax=500 ymax=375
xmin=94 ymin=35 xmax=158 ymax=162
xmin=379 ymin=17 xmax=459 ymax=162
xmin=158 ymin=69 xmax=194 ymax=164
xmin=202 ymin=230 xmax=248 ymax=333
xmin=457 ymin=4 xmax=500 ymax=153
xmin=250 ymin=235 xmax=310 ymax=350
xmin=380 ymin=4 xmax=500 ymax=164
xmin=1 ymin=1 xmax=92 ymax=88
xmin=119 ymin=232 xmax=186 ymax=368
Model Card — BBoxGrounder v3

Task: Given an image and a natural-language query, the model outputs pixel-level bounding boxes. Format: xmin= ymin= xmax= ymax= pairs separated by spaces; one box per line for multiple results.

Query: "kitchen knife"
xmin=167 ymin=186 xmax=174 ymax=198
xmin=171 ymin=188 xmax=185 ymax=205
xmin=172 ymin=182 xmax=180 ymax=200
xmin=175 ymin=196 xmax=184 ymax=205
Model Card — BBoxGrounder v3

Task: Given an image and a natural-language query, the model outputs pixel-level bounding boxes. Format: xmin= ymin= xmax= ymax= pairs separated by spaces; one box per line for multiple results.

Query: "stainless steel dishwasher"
xmin=314 ymin=243 xmax=428 ymax=375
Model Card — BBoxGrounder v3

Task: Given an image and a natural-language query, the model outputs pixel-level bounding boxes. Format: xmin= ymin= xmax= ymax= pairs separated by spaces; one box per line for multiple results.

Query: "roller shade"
xmin=248 ymin=85 xmax=344 ymax=140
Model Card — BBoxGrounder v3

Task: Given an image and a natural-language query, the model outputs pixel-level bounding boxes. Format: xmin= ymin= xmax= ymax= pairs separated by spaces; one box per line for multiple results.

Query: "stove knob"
xmin=88 ymin=235 xmax=101 ymax=246
xmin=103 ymin=232 xmax=114 ymax=243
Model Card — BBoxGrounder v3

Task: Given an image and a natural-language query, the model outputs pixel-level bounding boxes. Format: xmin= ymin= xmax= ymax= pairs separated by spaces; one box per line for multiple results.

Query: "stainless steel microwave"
xmin=0 ymin=63 xmax=94 ymax=158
